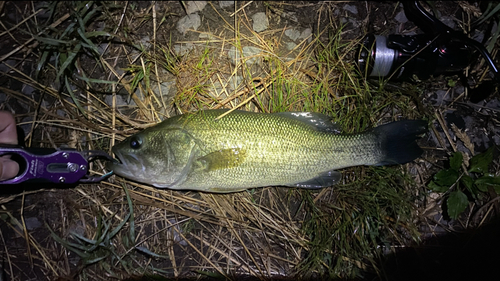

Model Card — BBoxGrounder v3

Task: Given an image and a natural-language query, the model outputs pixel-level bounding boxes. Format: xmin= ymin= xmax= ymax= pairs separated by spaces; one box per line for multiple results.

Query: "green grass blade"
xmin=135 ymin=246 xmax=169 ymax=259
xmin=63 ymin=75 xmax=88 ymax=118
xmin=75 ymin=75 xmax=118 ymax=84
xmin=34 ymin=36 xmax=70 ymax=46
xmin=122 ymin=184 xmax=136 ymax=246
xmin=45 ymin=223 xmax=90 ymax=258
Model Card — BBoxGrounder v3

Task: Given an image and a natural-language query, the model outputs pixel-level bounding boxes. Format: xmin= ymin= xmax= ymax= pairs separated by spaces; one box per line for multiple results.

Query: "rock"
xmin=169 ymin=219 xmax=188 ymax=246
xmin=285 ymin=29 xmax=301 ymax=41
xmin=184 ymin=1 xmax=207 ymax=15
xmin=494 ymin=134 xmax=500 ymax=146
xmin=14 ymin=217 xmax=42 ymax=238
xmin=151 ymin=80 xmax=176 ymax=118
xmin=228 ymin=75 xmax=242 ymax=91
xmin=285 ymin=28 xmax=312 ymax=43
xmin=208 ymin=80 xmax=223 ymax=97
xmin=348 ymin=18 xmax=360 ymax=29
xmin=209 ymin=75 xmax=242 ymax=98
xmin=472 ymin=30 xmax=484 ymax=43
xmin=0 ymin=59 xmax=16 ymax=72
xmin=394 ymin=10 xmax=408 ymax=23
xmin=152 ymin=80 xmax=176 ymax=100
xmin=285 ymin=42 xmax=297 ymax=51
xmin=104 ymin=94 xmax=136 ymax=108
xmin=199 ymin=32 xmax=218 ymax=40
xmin=343 ymin=4 xmax=358 ymax=15
xmin=20 ymin=116 xmax=33 ymax=141
xmin=24 ymin=217 xmax=42 ymax=230
xmin=440 ymin=16 xmax=456 ymax=29
xmin=300 ymin=28 xmax=312 ymax=42
xmin=98 ymin=43 xmax=108 ymax=55
xmin=430 ymin=89 xmax=448 ymax=106
xmin=22 ymin=84 xmax=35 ymax=96
xmin=177 ymin=13 xmax=201 ymax=35
xmin=219 ymin=1 xmax=234 ymax=9
xmin=252 ymin=12 xmax=269 ymax=32
xmin=173 ymin=43 xmax=195 ymax=56
xmin=34 ymin=2 xmax=51 ymax=19
xmin=228 ymin=46 xmax=263 ymax=66
xmin=140 ymin=36 xmax=151 ymax=50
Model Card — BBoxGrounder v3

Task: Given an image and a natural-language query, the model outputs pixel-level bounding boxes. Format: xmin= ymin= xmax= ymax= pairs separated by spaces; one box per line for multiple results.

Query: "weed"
xmin=428 ymin=146 xmax=500 ymax=219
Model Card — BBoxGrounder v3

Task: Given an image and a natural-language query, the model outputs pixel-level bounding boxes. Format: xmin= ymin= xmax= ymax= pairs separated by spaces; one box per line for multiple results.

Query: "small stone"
xmin=299 ymin=28 xmax=312 ymax=41
xmin=472 ymin=30 xmax=484 ymax=43
xmin=343 ymin=4 xmax=358 ymax=15
xmin=485 ymin=98 xmax=500 ymax=109
xmin=177 ymin=13 xmax=201 ymax=35
xmin=184 ymin=1 xmax=207 ymax=15
xmin=440 ymin=16 xmax=455 ymax=29
xmin=394 ymin=10 xmax=408 ymax=23
xmin=22 ymin=84 xmax=35 ymax=96
xmin=283 ymin=12 xmax=298 ymax=23
xmin=219 ymin=1 xmax=234 ymax=9
xmin=34 ymin=2 xmax=51 ymax=19
xmin=252 ymin=12 xmax=269 ymax=32
xmin=199 ymin=33 xmax=218 ymax=40
xmin=285 ymin=42 xmax=297 ymax=51
xmin=152 ymin=81 xmax=176 ymax=100
xmin=285 ymin=29 xmax=301 ymax=41
xmin=173 ymin=43 xmax=195 ymax=56
xmin=139 ymin=36 xmax=151 ymax=50
xmin=209 ymin=81 xmax=223 ymax=97
xmin=20 ymin=116 xmax=33 ymax=138
xmin=348 ymin=18 xmax=360 ymax=29
xmin=98 ymin=43 xmax=107 ymax=55
xmin=0 ymin=59 xmax=16 ymax=72
xmin=228 ymin=46 xmax=263 ymax=66
xmin=14 ymin=217 xmax=42 ymax=238
xmin=104 ymin=94 xmax=136 ymax=108
xmin=24 ymin=217 xmax=42 ymax=230
xmin=228 ymin=75 xmax=242 ymax=91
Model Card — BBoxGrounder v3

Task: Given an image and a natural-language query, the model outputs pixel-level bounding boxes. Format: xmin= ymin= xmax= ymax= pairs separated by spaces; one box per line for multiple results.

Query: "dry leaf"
xmin=451 ymin=123 xmax=475 ymax=155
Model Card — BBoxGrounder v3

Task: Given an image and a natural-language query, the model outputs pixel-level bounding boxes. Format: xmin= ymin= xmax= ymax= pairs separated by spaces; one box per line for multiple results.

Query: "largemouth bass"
xmin=108 ymin=110 xmax=427 ymax=193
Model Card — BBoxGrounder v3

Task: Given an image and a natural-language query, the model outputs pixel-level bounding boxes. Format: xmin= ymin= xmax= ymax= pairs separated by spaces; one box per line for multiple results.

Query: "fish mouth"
xmin=106 ymin=149 xmax=143 ymax=179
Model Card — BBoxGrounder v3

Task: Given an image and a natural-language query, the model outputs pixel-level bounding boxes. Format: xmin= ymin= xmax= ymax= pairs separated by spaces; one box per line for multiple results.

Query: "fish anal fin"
xmin=286 ymin=170 xmax=342 ymax=189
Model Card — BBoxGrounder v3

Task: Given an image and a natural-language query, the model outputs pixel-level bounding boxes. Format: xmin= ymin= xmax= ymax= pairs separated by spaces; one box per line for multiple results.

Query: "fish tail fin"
xmin=372 ymin=120 xmax=427 ymax=166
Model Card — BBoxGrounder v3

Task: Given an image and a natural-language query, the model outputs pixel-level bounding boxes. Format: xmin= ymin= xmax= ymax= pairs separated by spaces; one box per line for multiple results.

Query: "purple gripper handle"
xmin=0 ymin=146 xmax=88 ymax=184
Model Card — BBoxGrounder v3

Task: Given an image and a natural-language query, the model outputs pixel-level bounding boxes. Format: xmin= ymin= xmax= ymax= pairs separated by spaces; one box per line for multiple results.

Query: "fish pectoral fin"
xmin=285 ymin=170 xmax=342 ymax=189
xmin=198 ymin=148 xmax=247 ymax=171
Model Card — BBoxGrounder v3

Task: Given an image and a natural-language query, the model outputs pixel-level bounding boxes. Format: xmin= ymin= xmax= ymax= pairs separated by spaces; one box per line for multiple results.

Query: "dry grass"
xmin=1 ymin=1 xmax=499 ymax=280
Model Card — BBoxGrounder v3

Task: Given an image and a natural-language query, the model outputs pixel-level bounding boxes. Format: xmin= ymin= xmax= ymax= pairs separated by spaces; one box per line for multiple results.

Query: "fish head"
xmin=107 ymin=127 xmax=197 ymax=187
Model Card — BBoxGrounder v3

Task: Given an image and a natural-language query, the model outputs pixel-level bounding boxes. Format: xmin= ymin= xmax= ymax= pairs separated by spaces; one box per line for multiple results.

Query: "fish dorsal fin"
xmin=273 ymin=112 xmax=341 ymax=134
xmin=285 ymin=170 xmax=342 ymax=189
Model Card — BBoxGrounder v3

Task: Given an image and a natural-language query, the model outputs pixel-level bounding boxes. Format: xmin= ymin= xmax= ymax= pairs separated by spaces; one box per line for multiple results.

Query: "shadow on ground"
xmin=372 ymin=218 xmax=500 ymax=281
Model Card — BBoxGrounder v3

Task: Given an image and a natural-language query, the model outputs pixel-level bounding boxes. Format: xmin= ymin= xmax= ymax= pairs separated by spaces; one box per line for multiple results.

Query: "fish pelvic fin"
xmin=373 ymin=120 xmax=428 ymax=166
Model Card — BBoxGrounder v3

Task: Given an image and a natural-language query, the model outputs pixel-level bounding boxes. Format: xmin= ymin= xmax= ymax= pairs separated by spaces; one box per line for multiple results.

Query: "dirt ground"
xmin=1 ymin=1 xmax=500 ymax=280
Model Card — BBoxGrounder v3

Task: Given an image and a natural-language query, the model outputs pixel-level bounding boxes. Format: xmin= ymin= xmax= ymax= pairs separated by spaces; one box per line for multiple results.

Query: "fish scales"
xmin=108 ymin=110 xmax=426 ymax=193
xmin=178 ymin=111 xmax=378 ymax=190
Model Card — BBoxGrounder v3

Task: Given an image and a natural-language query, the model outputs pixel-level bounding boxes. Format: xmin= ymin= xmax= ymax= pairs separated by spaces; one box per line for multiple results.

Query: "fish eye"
xmin=129 ymin=136 xmax=142 ymax=149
